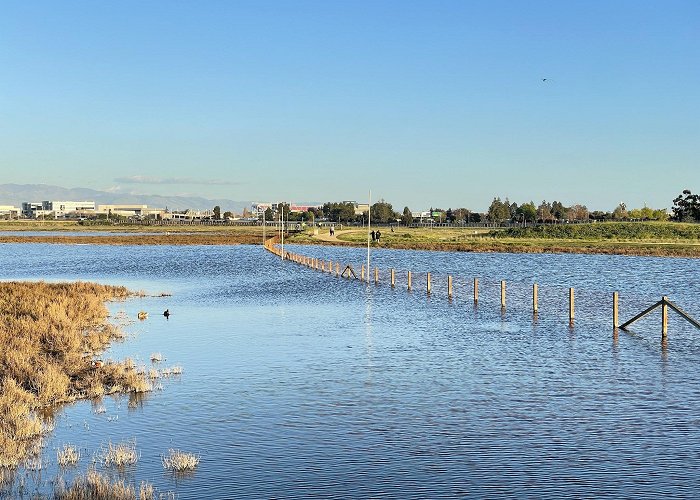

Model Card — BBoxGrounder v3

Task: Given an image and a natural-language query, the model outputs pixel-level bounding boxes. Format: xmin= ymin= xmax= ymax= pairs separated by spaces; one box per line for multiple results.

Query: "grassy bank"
xmin=0 ymin=282 xmax=149 ymax=468
xmin=287 ymin=223 xmax=700 ymax=258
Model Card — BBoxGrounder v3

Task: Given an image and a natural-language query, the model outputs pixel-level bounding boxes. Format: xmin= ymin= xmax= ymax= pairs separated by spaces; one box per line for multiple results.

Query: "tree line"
xmin=248 ymin=189 xmax=699 ymax=225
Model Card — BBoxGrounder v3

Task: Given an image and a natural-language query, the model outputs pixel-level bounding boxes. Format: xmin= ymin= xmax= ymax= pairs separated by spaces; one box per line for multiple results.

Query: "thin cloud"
xmin=115 ymin=175 xmax=242 ymax=186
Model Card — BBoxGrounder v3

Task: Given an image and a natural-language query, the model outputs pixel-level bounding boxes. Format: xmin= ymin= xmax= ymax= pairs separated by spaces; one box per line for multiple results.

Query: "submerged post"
xmin=361 ymin=264 xmax=365 ymax=282
xmin=448 ymin=275 xmax=453 ymax=299
xmin=569 ymin=288 xmax=575 ymax=323
xmin=407 ymin=271 xmax=412 ymax=291
xmin=374 ymin=268 xmax=378 ymax=284
xmin=427 ymin=272 xmax=431 ymax=295
xmin=474 ymin=278 xmax=479 ymax=304
xmin=662 ymin=295 xmax=668 ymax=338
xmin=613 ymin=291 xmax=619 ymax=329
xmin=391 ymin=269 xmax=395 ymax=287
xmin=533 ymin=283 xmax=538 ymax=314
xmin=500 ymin=281 xmax=506 ymax=309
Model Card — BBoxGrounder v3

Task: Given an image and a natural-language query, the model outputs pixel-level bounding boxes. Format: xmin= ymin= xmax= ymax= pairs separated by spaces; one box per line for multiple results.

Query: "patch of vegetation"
xmin=162 ymin=449 xmax=200 ymax=472
xmin=54 ymin=469 xmax=162 ymax=500
xmin=495 ymin=222 xmax=700 ymax=241
xmin=0 ymin=282 xmax=148 ymax=468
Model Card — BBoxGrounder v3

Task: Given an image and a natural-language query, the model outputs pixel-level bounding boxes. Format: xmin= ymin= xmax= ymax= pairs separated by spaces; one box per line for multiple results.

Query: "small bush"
xmin=57 ymin=444 xmax=80 ymax=467
xmin=162 ymin=449 xmax=200 ymax=472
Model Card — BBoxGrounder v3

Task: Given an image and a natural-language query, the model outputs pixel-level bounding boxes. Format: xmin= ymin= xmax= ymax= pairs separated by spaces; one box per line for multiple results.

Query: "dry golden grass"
xmin=54 ymin=469 xmax=160 ymax=500
xmin=161 ymin=449 xmax=200 ymax=472
xmin=0 ymin=281 xmax=150 ymax=468
xmin=57 ymin=444 xmax=80 ymax=467
xmin=99 ymin=441 xmax=139 ymax=468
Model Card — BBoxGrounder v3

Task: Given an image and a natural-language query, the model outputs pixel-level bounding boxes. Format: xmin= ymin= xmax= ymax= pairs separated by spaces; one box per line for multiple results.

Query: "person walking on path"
xmin=371 ymin=230 xmax=376 ymax=242
xmin=375 ymin=230 xmax=381 ymax=242
xmin=330 ymin=225 xmax=335 ymax=236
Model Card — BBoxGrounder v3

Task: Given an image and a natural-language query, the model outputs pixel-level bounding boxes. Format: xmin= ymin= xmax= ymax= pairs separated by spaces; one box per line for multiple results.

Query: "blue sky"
xmin=1 ymin=0 xmax=698 ymax=211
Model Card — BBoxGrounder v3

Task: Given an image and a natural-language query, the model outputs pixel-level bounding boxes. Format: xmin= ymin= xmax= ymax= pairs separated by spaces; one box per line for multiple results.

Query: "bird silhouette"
xmin=163 ymin=309 xmax=170 ymax=319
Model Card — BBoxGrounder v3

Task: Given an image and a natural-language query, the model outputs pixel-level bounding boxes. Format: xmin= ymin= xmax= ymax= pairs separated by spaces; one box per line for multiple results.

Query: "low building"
xmin=22 ymin=201 xmax=96 ymax=218
xmin=0 ymin=205 xmax=20 ymax=218
xmin=96 ymin=204 xmax=165 ymax=218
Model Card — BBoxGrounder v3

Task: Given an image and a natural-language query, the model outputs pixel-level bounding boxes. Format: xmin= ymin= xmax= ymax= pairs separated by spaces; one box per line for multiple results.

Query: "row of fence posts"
xmin=264 ymin=236 xmax=694 ymax=337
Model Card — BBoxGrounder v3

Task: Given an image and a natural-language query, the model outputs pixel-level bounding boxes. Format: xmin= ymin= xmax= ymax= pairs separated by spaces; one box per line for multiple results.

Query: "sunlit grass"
xmin=0 ymin=281 xmax=150 ymax=468
xmin=99 ymin=441 xmax=139 ymax=468
xmin=57 ymin=444 xmax=80 ymax=467
xmin=162 ymin=449 xmax=200 ymax=472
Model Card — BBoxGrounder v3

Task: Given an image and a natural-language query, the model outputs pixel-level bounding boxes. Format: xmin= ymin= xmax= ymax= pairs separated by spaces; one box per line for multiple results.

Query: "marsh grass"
xmin=57 ymin=444 xmax=80 ymax=467
xmin=99 ymin=441 xmax=139 ymax=468
xmin=0 ymin=281 xmax=150 ymax=468
xmin=161 ymin=449 xmax=200 ymax=472
xmin=54 ymin=469 xmax=160 ymax=500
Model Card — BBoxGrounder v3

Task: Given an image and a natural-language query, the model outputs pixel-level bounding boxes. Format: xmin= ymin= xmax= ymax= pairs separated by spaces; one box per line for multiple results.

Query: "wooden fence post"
xmin=662 ymin=295 xmax=668 ymax=338
xmin=391 ymin=269 xmax=395 ymax=288
xmin=427 ymin=272 xmax=431 ymax=295
xmin=569 ymin=288 xmax=575 ymax=323
xmin=613 ymin=292 xmax=618 ymax=329
xmin=533 ymin=283 xmax=538 ymax=314
xmin=474 ymin=278 xmax=479 ymax=304
xmin=448 ymin=276 xmax=453 ymax=299
xmin=374 ymin=268 xmax=378 ymax=284
xmin=361 ymin=264 xmax=365 ymax=282
xmin=407 ymin=271 xmax=412 ymax=291
xmin=500 ymin=281 xmax=506 ymax=309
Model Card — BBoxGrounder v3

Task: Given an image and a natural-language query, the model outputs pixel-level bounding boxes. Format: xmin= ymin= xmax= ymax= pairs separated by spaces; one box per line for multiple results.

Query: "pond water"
xmin=1 ymin=243 xmax=700 ymax=498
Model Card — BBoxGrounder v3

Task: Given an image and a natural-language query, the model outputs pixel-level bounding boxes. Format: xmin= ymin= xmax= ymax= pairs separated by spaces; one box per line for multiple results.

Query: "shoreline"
xmin=1 ymin=233 xmax=699 ymax=257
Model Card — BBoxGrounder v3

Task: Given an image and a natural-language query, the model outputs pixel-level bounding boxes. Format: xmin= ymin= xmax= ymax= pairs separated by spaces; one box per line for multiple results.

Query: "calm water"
xmin=1 ymin=242 xmax=700 ymax=498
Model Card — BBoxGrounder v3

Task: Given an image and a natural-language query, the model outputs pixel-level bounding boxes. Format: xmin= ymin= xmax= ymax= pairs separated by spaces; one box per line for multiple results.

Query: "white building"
xmin=22 ymin=201 xmax=95 ymax=218
xmin=96 ymin=204 xmax=164 ymax=218
xmin=0 ymin=205 xmax=20 ymax=218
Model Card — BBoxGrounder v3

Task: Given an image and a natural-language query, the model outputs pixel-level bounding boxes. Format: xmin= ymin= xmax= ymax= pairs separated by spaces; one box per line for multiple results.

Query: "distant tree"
xmin=450 ymin=208 xmax=469 ymax=223
xmin=213 ymin=206 xmax=221 ymax=219
xmin=401 ymin=206 xmax=413 ymax=226
xmin=223 ymin=211 xmax=233 ymax=220
xmin=537 ymin=201 xmax=553 ymax=222
xmin=551 ymin=201 xmax=568 ymax=220
xmin=612 ymin=202 xmax=628 ymax=220
xmin=672 ymin=189 xmax=700 ymax=222
xmin=264 ymin=208 xmax=273 ymax=221
xmin=516 ymin=201 xmax=537 ymax=222
xmin=371 ymin=199 xmax=395 ymax=224
xmin=488 ymin=197 xmax=510 ymax=222
xmin=568 ymin=204 xmax=589 ymax=221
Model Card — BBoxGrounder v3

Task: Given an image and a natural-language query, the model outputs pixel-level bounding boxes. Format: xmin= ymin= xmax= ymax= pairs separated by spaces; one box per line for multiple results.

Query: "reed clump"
xmin=57 ymin=444 xmax=80 ymax=467
xmin=0 ymin=281 xmax=149 ymax=468
xmin=54 ymin=469 xmax=157 ymax=500
xmin=99 ymin=440 xmax=139 ymax=468
xmin=161 ymin=449 xmax=200 ymax=472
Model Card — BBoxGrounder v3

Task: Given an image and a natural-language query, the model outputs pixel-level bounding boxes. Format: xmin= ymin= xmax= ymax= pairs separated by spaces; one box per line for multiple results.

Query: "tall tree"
xmin=371 ymin=200 xmax=396 ymax=224
xmin=488 ymin=197 xmax=510 ymax=222
xmin=537 ymin=201 xmax=553 ymax=222
xmin=672 ymin=189 xmax=700 ymax=222
xmin=213 ymin=205 xmax=221 ymax=219
xmin=401 ymin=206 xmax=413 ymax=226
xmin=612 ymin=202 xmax=628 ymax=220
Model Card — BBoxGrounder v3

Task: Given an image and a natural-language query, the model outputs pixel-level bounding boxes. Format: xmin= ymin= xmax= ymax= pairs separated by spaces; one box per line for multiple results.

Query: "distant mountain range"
xmin=0 ymin=184 xmax=252 ymax=212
